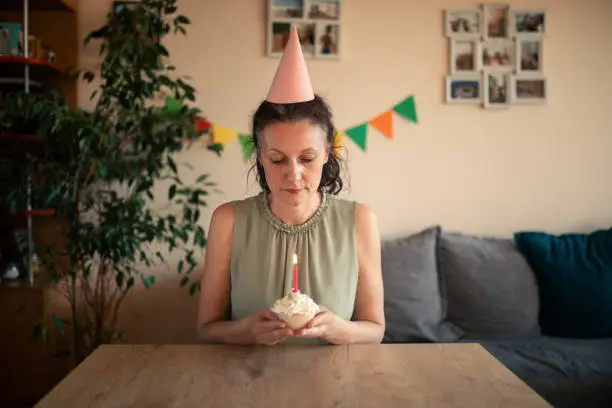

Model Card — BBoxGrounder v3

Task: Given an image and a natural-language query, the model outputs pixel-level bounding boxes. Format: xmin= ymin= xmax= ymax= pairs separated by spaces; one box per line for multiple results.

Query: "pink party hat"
xmin=266 ymin=26 xmax=315 ymax=104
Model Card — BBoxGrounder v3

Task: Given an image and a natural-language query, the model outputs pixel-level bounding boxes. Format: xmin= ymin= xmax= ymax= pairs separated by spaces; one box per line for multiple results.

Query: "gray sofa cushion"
xmin=479 ymin=337 xmax=612 ymax=408
xmin=437 ymin=232 xmax=540 ymax=340
xmin=381 ymin=226 xmax=463 ymax=343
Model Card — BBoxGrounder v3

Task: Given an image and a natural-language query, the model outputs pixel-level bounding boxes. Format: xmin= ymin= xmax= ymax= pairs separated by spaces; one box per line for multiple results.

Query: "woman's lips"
xmin=286 ymin=188 xmax=302 ymax=194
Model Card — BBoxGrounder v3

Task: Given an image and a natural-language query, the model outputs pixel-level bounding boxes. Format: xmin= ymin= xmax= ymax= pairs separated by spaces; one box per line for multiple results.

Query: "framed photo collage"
xmin=444 ymin=4 xmax=547 ymax=109
xmin=267 ymin=0 xmax=342 ymax=59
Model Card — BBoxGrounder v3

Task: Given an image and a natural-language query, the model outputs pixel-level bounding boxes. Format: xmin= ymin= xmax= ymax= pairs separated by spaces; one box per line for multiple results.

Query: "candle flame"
xmin=293 ymin=253 xmax=298 ymax=265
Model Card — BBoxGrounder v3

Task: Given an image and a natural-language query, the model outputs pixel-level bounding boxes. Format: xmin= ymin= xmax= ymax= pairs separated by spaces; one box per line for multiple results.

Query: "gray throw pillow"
xmin=381 ymin=226 xmax=463 ymax=343
xmin=437 ymin=231 xmax=541 ymax=340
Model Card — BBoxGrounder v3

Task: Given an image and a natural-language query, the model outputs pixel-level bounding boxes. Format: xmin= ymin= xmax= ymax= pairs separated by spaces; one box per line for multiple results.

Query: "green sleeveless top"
xmin=230 ymin=191 xmax=359 ymax=344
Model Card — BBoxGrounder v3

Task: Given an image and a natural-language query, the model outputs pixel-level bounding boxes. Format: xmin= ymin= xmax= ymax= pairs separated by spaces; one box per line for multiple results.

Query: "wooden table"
xmin=34 ymin=343 xmax=551 ymax=407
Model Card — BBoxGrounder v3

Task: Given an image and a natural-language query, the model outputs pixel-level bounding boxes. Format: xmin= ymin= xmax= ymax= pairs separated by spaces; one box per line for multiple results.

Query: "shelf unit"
xmin=0 ymin=0 xmax=76 ymax=286
xmin=0 ymin=1 xmax=78 ymax=406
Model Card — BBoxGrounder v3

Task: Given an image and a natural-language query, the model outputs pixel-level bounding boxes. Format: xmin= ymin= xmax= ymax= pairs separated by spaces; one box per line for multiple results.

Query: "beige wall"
xmin=74 ymin=0 xmax=612 ymax=344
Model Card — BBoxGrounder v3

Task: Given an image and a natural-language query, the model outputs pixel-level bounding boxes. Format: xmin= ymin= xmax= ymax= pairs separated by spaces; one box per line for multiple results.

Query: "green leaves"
xmin=2 ymin=0 xmax=216 ymax=359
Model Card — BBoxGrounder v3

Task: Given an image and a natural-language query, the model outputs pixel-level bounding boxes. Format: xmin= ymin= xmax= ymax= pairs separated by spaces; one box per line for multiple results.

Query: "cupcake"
xmin=272 ymin=290 xmax=320 ymax=330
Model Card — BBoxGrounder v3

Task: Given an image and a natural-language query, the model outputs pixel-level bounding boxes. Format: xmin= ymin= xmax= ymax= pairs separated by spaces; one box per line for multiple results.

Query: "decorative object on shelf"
xmin=0 ymin=22 xmax=22 ymax=56
xmin=113 ymin=0 xmax=139 ymax=16
xmin=444 ymin=4 xmax=547 ymax=109
xmin=207 ymin=95 xmax=418 ymax=160
xmin=267 ymin=0 xmax=342 ymax=59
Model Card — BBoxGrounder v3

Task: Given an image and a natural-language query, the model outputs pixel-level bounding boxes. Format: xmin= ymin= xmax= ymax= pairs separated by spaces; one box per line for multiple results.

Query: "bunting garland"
xmin=166 ymin=95 xmax=418 ymax=161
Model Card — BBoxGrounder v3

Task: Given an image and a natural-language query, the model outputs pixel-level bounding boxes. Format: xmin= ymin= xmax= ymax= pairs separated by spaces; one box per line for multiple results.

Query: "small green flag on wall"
xmin=345 ymin=123 xmax=368 ymax=151
xmin=239 ymin=134 xmax=254 ymax=162
xmin=393 ymin=96 xmax=418 ymax=123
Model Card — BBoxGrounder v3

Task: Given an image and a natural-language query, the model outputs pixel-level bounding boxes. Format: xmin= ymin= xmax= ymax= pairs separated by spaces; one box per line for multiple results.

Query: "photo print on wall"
xmin=267 ymin=0 xmax=342 ymax=59
xmin=444 ymin=3 xmax=547 ymax=109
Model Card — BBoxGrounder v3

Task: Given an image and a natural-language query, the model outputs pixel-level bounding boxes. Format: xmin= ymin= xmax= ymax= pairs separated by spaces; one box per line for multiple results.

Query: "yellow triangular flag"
xmin=333 ymin=130 xmax=345 ymax=157
xmin=212 ymin=124 xmax=237 ymax=145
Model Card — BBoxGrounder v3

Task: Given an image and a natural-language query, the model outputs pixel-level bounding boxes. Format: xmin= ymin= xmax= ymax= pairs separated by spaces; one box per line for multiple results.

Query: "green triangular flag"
xmin=345 ymin=123 xmax=368 ymax=151
xmin=393 ymin=96 xmax=418 ymax=123
xmin=163 ymin=95 xmax=181 ymax=114
xmin=239 ymin=134 xmax=255 ymax=162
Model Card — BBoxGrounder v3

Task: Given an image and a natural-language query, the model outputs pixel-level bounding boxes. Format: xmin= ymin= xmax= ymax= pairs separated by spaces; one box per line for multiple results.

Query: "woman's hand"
xmin=293 ymin=307 xmax=350 ymax=345
xmin=240 ymin=308 xmax=293 ymax=345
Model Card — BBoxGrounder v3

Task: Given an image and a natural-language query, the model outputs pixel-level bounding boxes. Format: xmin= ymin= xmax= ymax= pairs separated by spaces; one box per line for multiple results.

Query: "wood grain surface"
xmin=34 ymin=343 xmax=551 ymax=408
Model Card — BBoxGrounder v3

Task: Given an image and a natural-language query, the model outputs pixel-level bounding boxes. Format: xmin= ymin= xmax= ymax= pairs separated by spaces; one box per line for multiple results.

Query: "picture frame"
xmin=450 ymin=39 xmax=480 ymax=74
xmin=481 ymin=38 xmax=514 ymax=71
xmin=443 ymin=4 xmax=547 ymax=109
xmin=482 ymin=3 xmax=510 ymax=40
xmin=515 ymin=37 xmax=543 ymax=74
xmin=315 ymin=22 xmax=340 ymax=58
xmin=511 ymin=76 xmax=547 ymax=104
xmin=113 ymin=0 xmax=139 ymax=16
xmin=444 ymin=9 xmax=482 ymax=38
xmin=267 ymin=0 xmax=342 ymax=59
xmin=511 ymin=9 xmax=546 ymax=37
xmin=446 ymin=75 xmax=482 ymax=104
xmin=483 ymin=72 xmax=511 ymax=109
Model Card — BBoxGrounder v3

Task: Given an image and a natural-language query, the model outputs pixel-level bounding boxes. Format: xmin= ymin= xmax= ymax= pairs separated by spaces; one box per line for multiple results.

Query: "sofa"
xmin=380 ymin=226 xmax=612 ymax=408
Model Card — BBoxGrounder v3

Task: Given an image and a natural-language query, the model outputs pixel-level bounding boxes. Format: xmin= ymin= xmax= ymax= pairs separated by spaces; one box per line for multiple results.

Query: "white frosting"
xmin=272 ymin=290 xmax=319 ymax=317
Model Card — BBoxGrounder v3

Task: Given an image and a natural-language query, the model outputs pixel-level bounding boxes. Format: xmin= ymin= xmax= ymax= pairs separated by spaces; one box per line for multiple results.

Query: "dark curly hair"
xmin=249 ymin=94 xmax=344 ymax=195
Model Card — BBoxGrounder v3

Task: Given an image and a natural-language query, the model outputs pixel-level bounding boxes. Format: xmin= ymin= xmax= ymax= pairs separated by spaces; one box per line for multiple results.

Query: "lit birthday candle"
xmin=291 ymin=253 xmax=299 ymax=293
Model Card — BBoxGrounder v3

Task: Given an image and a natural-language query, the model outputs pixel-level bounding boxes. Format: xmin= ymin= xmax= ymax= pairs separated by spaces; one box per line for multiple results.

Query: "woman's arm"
xmin=344 ymin=202 xmax=385 ymax=343
xmin=295 ymin=203 xmax=386 ymax=344
xmin=197 ymin=203 xmax=309 ymax=345
xmin=196 ymin=203 xmax=249 ymax=344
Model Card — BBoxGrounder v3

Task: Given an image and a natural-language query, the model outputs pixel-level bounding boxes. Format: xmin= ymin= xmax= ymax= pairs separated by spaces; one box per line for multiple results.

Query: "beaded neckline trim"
xmin=258 ymin=191 xmax=329 ymax=234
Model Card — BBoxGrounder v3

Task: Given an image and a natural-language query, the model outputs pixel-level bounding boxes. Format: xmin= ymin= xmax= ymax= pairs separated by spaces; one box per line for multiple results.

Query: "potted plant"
xmin=0 ymin=0 xmax=213 ymax=363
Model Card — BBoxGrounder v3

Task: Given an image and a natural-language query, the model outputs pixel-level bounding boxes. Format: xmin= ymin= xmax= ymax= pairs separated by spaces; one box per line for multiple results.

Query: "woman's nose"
xmin=286 ymin=162 xmax=303 ymax=182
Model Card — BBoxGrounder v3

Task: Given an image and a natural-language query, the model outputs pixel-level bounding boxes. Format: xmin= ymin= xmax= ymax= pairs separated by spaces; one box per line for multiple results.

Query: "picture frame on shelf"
xmin=511 ymin=76 xmax=547 ymax=104
xmin=484 ymin=71 xmax=511 ymax=109
xmin=450 ymin=39 xmax=480 ymax=74
xmin=267 ymin=0 xmax=342 ymax=59
xmin=445 ymin=75 xmax=482 ymax=104
xmin=515 ymin=37 xmax=543 ymax=74
xmin=510 ymin=9 xmax=546 ymax=36
xmin=482 ymin=3 xmax=510 ymax=39
xmin=113 ymin=0 xmax=139 ymax=16
xmin=481 ymin=38 xmax=514 ymax=70
xmin=444 ymin=9 xmax=482 ymax=38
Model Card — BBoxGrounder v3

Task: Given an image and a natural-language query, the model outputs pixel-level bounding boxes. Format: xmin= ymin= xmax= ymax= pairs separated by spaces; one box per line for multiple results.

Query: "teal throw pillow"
xmin=514 ymin=229 xmax=612 ymax=338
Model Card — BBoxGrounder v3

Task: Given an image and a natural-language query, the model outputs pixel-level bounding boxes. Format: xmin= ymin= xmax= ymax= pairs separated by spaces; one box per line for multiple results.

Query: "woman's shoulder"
xmin=327 ymin=194 xmax=374 ymax=213
xmin=210 ymin=194 xmax=262 ymax=224
xmin=326 ymin=195 xmax=378 ymax=227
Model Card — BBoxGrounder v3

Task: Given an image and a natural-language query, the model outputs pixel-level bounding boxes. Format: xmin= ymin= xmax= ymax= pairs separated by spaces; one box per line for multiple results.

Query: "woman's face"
xmin=259 ymin=120 xmax=329 ymax=206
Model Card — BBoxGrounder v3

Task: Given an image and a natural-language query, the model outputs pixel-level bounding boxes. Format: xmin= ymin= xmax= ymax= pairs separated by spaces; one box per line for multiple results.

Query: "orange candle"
xmin=292 ymin=253 xmax=299 ymax=293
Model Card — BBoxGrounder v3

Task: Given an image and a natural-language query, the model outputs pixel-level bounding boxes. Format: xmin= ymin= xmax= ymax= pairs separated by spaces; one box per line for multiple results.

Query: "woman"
xmin=197 ymin=27 xmax=384 ymax=346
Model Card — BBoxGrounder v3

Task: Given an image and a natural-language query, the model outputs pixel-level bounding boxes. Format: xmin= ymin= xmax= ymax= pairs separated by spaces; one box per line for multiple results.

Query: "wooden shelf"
xmin=0 ymin=133 xmax=72 ymax=163
xmin=0 ymin=133 xmax=39 ymax=141
xmin=11 ymin=209 xmax=56 ymax=217
xmin=0 ymin=56 xmax=73 ymax=81
xmin=0 ymin=0 xmax=76 ymax=12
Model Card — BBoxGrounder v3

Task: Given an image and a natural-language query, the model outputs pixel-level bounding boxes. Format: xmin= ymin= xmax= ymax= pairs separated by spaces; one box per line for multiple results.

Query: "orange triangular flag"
xmin=369 ymin=110 xmax=394 ymax=139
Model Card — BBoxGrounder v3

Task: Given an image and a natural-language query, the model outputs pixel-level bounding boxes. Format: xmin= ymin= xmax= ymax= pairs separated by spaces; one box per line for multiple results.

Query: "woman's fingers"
xmin=260 ymin=328 xmax=293 ymax=345
xmin=259 ymin=308 xmax=281 ymax=320
xmin=254 ymin=319 xmax=287 ymax=334
xmin=295 ymin=325 xmax=324 ymax=338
